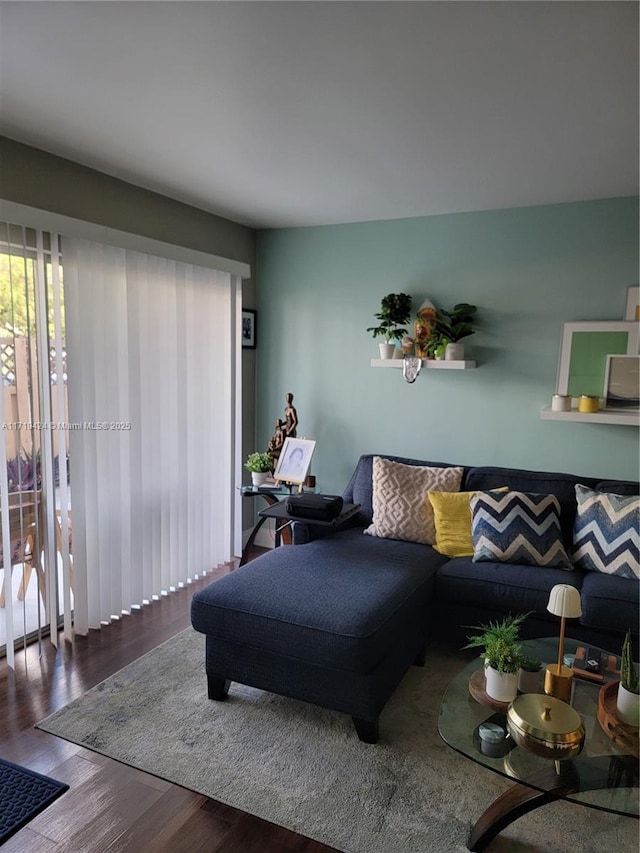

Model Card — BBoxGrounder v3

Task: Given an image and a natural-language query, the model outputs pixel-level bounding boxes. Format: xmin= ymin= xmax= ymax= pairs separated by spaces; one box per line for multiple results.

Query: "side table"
xmin=258 ymin=499 xmax=362 ymax=547
xmin=239 ymin=486 xmax=292 ymax=566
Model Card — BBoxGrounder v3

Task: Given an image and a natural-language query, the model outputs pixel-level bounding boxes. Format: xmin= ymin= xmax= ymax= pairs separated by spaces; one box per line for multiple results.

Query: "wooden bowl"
xmin=597 ymin=680 xmax=640 ymax=759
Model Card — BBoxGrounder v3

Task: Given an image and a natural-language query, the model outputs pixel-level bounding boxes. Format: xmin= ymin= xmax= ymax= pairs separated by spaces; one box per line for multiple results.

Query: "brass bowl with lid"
xmin=506 ymin=694 xmax=585 ymax=761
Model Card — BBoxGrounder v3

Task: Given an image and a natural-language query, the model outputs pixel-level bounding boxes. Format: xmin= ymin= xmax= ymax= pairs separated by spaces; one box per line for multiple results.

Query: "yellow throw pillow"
xmin=429 ymin=488 xmax=508 ymax=558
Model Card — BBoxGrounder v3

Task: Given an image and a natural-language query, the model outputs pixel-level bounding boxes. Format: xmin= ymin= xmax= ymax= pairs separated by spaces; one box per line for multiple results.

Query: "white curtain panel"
xmin=64 ymin=239 xmax=236 ymax=632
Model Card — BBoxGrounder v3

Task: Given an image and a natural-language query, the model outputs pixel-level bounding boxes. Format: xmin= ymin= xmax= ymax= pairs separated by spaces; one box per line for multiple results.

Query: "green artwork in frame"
xmin=568 ymin=332 xmax=629 ymax=396
xmin=556 ymin=322 xmax=639 ymax=398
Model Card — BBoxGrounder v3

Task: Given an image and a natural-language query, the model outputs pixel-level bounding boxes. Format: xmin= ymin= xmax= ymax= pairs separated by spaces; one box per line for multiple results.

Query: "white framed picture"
xmin=603 ymin=354 xmax=640 ymax=410
xmin=273 ymin=438 xmax=316 ymax=486
xmin=556 ymin=321 xmax=639 ymax=398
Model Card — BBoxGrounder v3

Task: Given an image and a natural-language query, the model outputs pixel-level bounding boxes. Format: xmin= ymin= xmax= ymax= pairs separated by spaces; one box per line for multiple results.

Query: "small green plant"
xmin=244 ymin=452 xmax=273 ymax=474
xmin=435 ymin=302 xmax=477 ymax=343
xmin=424 ymin=333 xmax=448 ymax=360
xmin=620 ymin=629 xmax=639 ymax=694
xmin=519 ymin=654 xmax=542 ymax=673
xmin=463 ymin=613 xmax=530 ymax=674
xmin=367 ymin=293 xmax=413 ymax=342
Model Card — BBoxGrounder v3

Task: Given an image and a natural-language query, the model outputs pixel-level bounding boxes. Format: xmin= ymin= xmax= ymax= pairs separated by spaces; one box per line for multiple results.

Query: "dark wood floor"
xmin=1 ymin=553 xmax=338 ymax=852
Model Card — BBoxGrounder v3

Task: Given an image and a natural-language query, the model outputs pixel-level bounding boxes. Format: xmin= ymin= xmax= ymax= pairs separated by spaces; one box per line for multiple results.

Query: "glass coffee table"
xmin=439 ymin=637 xmax=639 ymax=852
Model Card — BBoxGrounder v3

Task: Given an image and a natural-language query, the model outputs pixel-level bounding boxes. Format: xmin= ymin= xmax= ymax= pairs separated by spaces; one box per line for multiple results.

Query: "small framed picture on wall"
xmin=242 ymin=309 xmax=256 ymax=349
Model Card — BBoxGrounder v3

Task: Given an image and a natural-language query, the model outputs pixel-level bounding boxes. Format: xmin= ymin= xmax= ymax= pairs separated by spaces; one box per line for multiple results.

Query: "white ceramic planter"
xmin=517 ymin=668 xmax=541 ymax=694
xmin=445 ymin=342 xmax=465 ymax=361
xmin=485 ymin=666 xmax=518 ymax=703
xmin=616 ymin=683 xmax=640 ymax=727
xmin=251 ymin=472 xmax=269 ymax=487
xmin=378 ymin=343 xmax=396 ymax=359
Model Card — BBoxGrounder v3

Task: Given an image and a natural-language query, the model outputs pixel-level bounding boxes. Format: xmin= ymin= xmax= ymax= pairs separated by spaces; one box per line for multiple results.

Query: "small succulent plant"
xmin=620 ymin=630 xmax=639 ymax=694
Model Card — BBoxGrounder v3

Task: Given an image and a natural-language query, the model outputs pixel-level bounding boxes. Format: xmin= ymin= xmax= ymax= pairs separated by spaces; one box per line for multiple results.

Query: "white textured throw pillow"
xmin=364 ymin=457 xmax=463 ymax=545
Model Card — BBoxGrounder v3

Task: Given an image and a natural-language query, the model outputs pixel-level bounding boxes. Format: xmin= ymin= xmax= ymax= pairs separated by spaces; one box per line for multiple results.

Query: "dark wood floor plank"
xmin=111 ymin=788 xmax=232 ymax=853
xmin=1 ymin=825 xmax=62 ymax=853
xmin=78 ymin=748 xmax=173 ymax=792
xmin=1 ymin=552 xmax=338 ymax=852
xmin=61 ymin=792 xmax=170 ymax=852
xmin=0 ymin=727 xmax=81 ymax=774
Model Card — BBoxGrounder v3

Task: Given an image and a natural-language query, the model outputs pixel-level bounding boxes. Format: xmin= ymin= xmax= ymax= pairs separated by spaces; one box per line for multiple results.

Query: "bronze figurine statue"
xmin=265 ymin=392 xmax=299 ymax=467
xmin=283 ymin=392 xmax=298 ymax=438
xmin=267 ymin=418 xmax=286 ymax=464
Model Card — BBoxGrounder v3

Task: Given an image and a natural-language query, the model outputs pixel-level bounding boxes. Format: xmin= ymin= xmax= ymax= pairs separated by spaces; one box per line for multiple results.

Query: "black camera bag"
xmin=285 ymin=493 xmax=344 ymax=521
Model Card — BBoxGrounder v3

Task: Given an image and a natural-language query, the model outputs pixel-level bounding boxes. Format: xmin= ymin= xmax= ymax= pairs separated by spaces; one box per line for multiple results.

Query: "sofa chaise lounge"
xmin=191 ymin=454 xmax=639 ymax=743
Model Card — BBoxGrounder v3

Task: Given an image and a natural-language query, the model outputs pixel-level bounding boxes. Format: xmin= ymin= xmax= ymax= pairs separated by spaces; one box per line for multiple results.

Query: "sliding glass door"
xmin=0 ymin=222 xmax=70 ymax=665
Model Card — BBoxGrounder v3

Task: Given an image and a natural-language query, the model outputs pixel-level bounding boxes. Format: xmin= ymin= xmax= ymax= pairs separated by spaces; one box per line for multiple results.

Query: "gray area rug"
xmin=38 ymin=629 xmax=638 ymax=853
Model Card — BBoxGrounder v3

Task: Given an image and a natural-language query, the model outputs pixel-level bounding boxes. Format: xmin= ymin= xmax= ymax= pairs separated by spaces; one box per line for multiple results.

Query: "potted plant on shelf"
xmin=517 ymin=654 xmax=543 ymax=694
xmin=433 ymin=302 xmax=477 ymax=361
xmin=616 ymin=629 xmax=639 ymax=727
xmin=424 ymin=332 xmax=448 ymax=361
xmin=464 ymin=613 xmax=528 ymax=702
xmin=367 ymin=293 xmax=413 ymax=359
xmin=244 ymin=451 xmax=273 ymax=487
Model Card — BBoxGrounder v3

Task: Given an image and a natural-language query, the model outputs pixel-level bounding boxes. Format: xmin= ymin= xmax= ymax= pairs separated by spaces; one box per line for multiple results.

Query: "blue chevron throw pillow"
xmin=470 ymin=491 xmax=572 ymax=568
xmin=573 ymin=485 xmax=639 ymax=580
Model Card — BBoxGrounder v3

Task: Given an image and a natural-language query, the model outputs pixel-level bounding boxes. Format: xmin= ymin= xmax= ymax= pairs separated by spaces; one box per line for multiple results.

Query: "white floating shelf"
xmin=370 ymin=358 xmax=476 ymax=370
xmin=540 ymin=406 xmax=640 ymax=426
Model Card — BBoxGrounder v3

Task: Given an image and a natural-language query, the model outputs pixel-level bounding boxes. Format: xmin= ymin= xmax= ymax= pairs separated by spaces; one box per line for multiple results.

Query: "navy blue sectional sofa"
xmin=191 ymin=454 xmax=639 ymax=743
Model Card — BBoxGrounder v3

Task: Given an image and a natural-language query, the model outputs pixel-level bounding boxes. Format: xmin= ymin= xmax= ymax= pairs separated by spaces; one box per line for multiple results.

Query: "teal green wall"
xmin=256 ymin=197 xmax=639 ymax=493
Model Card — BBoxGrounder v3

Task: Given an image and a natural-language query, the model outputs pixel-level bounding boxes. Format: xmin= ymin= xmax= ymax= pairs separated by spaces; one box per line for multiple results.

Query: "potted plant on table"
xmin=244 ymin=451 xmax=273 ymax=487
xmin=517 ymin=654 xmax=543 ymax=694
xmin=367 ymin=293 xmax=413 ymax=359
xmin=464 ymin=613 xmax=528 ymax=703
xmin=433 ymin=302 xmax=477 ymax=361
xmin=616 ymin=629 xmax=639 ymax=727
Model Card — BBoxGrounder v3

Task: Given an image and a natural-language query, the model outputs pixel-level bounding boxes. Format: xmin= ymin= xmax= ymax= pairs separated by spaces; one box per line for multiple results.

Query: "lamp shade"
xmin=547 ymin=584 xmax=582 ymax=618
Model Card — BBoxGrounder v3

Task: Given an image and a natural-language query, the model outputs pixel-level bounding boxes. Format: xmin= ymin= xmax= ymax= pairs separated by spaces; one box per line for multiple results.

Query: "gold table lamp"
xmin=544 ymin=584 xmax=582 ymax=702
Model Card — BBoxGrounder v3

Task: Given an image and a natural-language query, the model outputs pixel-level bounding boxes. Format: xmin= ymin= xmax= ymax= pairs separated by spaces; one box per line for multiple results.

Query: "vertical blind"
xmin=64 ymin=238 xmax=237 ymax=632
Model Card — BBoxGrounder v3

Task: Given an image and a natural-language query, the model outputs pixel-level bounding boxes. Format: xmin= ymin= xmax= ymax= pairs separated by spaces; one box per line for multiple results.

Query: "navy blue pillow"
xmin=470 ymin=491 xmax=572 ymax=569
xmin=573 ymin=484 xmax=639 ymax=580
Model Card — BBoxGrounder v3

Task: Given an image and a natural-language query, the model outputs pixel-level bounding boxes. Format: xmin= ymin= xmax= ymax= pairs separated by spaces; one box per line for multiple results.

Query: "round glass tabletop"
xmin=438 ymin=637 xmax=639 ymax=817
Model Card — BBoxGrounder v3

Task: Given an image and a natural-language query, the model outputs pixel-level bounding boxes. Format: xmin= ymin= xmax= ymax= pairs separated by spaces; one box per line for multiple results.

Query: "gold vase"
xmin=544 ymin=663 xmax=574 ymax=702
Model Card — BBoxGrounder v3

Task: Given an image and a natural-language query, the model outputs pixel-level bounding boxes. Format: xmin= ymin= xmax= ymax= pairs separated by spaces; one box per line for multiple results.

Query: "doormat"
xmin=0 ymin=757 xmax=69 ymax=845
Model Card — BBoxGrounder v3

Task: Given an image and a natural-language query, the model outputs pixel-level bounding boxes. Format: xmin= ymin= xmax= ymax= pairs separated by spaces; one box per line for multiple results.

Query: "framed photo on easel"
xmin=273 ymin=438 xmax=316 ymax=488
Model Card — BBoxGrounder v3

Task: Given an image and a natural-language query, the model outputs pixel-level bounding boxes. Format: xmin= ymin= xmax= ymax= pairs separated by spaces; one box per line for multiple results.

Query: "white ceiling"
xmin=0 ymin=1 xmax=637 ymax=229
